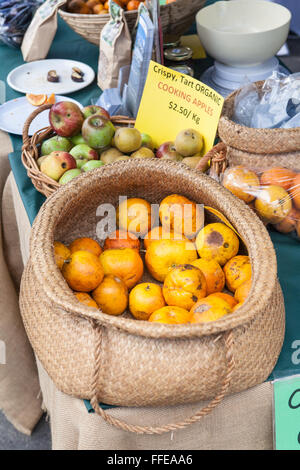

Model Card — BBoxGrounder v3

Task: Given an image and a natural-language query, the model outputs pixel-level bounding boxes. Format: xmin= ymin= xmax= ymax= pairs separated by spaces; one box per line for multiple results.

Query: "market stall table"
xmin=0 ymin=14 xmax=300 ymax=450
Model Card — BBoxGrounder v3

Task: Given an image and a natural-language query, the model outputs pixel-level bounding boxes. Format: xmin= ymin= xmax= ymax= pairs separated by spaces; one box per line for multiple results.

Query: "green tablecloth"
xmin=1 ymin=11 xmax=300 ymax=398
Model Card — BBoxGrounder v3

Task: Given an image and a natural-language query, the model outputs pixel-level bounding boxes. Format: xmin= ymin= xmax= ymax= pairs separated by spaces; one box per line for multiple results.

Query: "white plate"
xmin=0 ymin=95 xmax=82 ymax=136
xmin=7 ymin=59 xmax=95 ymax=95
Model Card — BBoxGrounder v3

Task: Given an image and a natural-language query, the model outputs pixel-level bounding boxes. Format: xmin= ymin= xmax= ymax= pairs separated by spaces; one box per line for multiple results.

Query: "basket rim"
xmin=58 ymin=1 xmax=172 ymax=18
xmin=28 ymin=159 xmax=278 ymax=340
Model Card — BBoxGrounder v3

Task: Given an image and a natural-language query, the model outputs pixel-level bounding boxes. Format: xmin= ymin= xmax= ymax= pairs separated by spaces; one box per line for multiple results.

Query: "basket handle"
xmin=90 ymin=323 xmax=235 ymax=435
xmin=22 ymin=103 xmax=53 ymax=149
xmin=196 ymin=142 xmax=228 ymax=176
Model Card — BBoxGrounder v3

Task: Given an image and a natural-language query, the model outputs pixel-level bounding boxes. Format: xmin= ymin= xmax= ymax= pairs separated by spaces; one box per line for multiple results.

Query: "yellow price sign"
xmin=135 ymin=60 xmax=224 ymax=155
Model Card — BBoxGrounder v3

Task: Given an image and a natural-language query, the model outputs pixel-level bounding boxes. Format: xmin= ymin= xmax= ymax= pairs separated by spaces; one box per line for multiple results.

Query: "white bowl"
xmin=196 ymin=0 xmax=291 ymax=67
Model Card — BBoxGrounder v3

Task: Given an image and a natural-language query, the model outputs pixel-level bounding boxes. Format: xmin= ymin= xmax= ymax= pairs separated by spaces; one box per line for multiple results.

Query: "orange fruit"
xmin=222 ymin=166 xmax=260 ymax=203
xmin=54 ymin=241 xmax=71 ymax=270
xmin=190 ymin=296 xmax=232 ymax=323
xmin=143 ymin=226 xmax=187 ymax=250
xmin=254 ymin=185 xmax=292 ymax=224
xmin=129 ymin=283 xmax=166 ymax=320
xmin=117 ymin=197 xmax=152 ymax=237
xmin=145 ymin=238 xmax=198 ymax=282
xmin=234 ymin=278 xmax=252 ymax=304
xmin=195 ymin=222 xmax=239 ymax=266
xmin=93 ymin=3 xmax=103 ymax=12
xmin=289 ymin=173 xmax=300 ymax=210
xmin=69 ymin=237 xmax=103 ymax=257
xmin=62 ymin=250 xmax=104 ymax=292
xmin=74 ymin=292 xmax=98 ymax=308
xmin=260 ymin=167 xmax=296 ymax=191
xmin=86 ymin=0 xmax=99 ymax=7
xmin=148 ymin=306 xmax=192 ymax=324
xmin=274 ymin=207 xmax=300 ymax=234
xmin=92 ymin=274 xmax=128 ymax=316
xmin=190 ymin=258 xmax=225 ymax=295
xmin=26 ymin=93 xmax=47 ymax=106
xmin=99 ymin=248 xmax=143 ymax=289
xmin=206 ymin=292 xmax=237 ymax=309
xmin=103 ymin=230 xmax=140 ymax=251
xmin=159 ymin=194 xmax=203 ymax=239
xmin=223 ymin=255 xmax=251 ymax=292
xmin=46 ymin=93 xmax=56 ymax=105
xmin=163 ymin=264 xmax=207 ymax=311
xmin=127 ymin=0 xmax=140 ymax=10
xmin=79 ymin=4 xmax=92 ymax=13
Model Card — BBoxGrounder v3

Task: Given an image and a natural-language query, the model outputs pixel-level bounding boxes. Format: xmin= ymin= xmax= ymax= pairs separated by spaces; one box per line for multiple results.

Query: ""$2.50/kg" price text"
xmin=168 ymin=101 xmax=200 ymax=125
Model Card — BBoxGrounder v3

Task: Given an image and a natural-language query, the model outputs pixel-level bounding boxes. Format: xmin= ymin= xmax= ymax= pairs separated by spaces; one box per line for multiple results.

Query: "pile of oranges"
xmin=54 ymin=194 xmax=252 ymax=325
xmin=222 ymin=165 xmax=300 ymax=237
xmin=67 ymin=0 xmax=146 ymax=14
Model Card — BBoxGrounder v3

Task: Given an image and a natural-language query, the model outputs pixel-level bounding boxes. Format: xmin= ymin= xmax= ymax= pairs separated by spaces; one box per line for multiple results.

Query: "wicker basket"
xmin=19 ymin=159 xmax=285 ymax=434
xmin=59 ymin=0 xmax=206 ymax=46
xmin=217 ymin=81 xmax=300 ymax=171
xmin=21 ymin=103 xmax=135 ymax=198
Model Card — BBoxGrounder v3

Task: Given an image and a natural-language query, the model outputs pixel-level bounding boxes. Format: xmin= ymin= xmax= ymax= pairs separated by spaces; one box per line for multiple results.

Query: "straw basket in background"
xmin=59 ymin=0 xmax=206 ymax=46
xmin=19 ymin=160 xmax=285 ymax=434
xmin=217 ymin=81 xmax=300 ymax=172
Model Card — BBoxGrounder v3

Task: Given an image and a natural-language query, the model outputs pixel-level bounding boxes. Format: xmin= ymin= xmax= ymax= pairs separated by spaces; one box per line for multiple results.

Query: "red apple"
xmin=40 ymin=151 xmax=77 ymax=181
xmin=82 ymin=105 xmax=110 ymax=120
xmin=156 ymin=142 xmax=183 ymax=161
xmin=49 ymin=102 xmax=84 ymax=137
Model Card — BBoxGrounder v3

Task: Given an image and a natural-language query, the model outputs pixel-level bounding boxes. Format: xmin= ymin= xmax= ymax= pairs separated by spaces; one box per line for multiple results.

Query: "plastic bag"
xmin=233 ymin=71 xmax=300 ymax=129
xmin=220 ymin=165 xmax=300 ymax=239
xmin=0 ymin=0 xmax=42 ymax=48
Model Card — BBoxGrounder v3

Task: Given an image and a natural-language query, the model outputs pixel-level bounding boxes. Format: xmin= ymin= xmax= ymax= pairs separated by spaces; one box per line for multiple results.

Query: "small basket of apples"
xmin=21 ymin=100 xmax=210 ymax=198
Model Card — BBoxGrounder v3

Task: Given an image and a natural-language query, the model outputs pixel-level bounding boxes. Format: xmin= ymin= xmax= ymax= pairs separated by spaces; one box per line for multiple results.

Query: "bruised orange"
xmin=195 ymin=222 xmax=239 ymax=266
xmin=222 ymin=166 xmax=260 ymax=203
xmin=145 ymin=238 xmax=198 ymax=282
xmin=103 ymin=230 xmax=140 ymax=251
xmin=260 ymin=167 xmax=295 ymax=191
xmin=26 ymin=93 xmax=47 ymax=106
xmin=74 ymin=292 xmax=98 ymax=308
xmin=190 ymin=258 xmax=225 ymax=295
xmin=92 ymin=274 xmax=128 ymax=316
xmin=206 ymin=292 xmax=237 ymax=309
xmin=54 ymin=241 xmax=70 ymax=270
xmin=234 ymin=279 xmax=252 ymax=303
xmin=254 ymin=185 xmax=292 ymax=224
xmin=117 ymin=197 xmax=152 ymax=237
xmin=69 ymin=237 xmax=103 ymax=257
xmin=129 ymin=283 xmax=166 ymax=320
xmin=163 ymin=264 xmax=207 ymax=311
xmin=223 ymin=255 xmax=251 ymax=292
xmin=99 ymin=248 xmax=143 ymax=289
xmin=148 ymin=306 xmax=192 ymax=324
xmin=190 ymin=296 xmax=232 ymax=323
xmin=62 ymin=250 xmax=104 ymax=292
xmin=159 ymin=194 xmax=203 ymax=239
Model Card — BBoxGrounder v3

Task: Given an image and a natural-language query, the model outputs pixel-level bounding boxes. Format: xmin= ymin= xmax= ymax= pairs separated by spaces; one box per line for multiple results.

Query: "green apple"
xmin=114 ymin=127 xmax=142 ymax=153
xmin=81 ymin=160 xmax=104 ymax=172
xmin=100 ymin=147 xmax=123 ymax=164
xmin=59 ymin=168 xmax=82 ymax=184
xmin=37 ymin=155 xmax=48 ymax=168
xmin=71 ymin=134 xmax=86 ymax=145
xmin=131 ymin=147 xmax=155 ymax=159
xmin=141 ymin=133 xmax=154 ymax=150
xmin=82 ymin=115 xmax=115 ymax=150
xmin=76 ymin=157 xmax=88 ymax=169
xmin=70 ymin=144 xmax=99 ymax=161
xmin=40 ymin=151 xmax=77 ymax=181
xmin=41 ymin=136 xmax=73 ymax=156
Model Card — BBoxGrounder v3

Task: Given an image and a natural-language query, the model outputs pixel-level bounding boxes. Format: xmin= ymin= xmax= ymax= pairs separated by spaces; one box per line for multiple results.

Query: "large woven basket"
xmin=217 ymin=81 xmax=300 ymax=171
xmin=59 ymin=0 xmax=206 ymax=46
xmin=19 ymin=159 xmax=285 ymax=434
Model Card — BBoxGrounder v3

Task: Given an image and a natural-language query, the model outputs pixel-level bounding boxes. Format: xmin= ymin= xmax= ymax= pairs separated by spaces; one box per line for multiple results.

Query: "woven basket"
xmin=59 ymin=0 xmax=206 ymax=46
xmin=217 ymin=81 xmax=300 ymax=171
xmin=19 ymin=159 xmax=285 ymax=434
xmin=21 ymin=103 xmax=135 ymax=198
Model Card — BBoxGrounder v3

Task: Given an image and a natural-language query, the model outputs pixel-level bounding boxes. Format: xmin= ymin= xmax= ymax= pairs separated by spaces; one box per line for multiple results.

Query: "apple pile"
xmin=38 ymin=101 xmax=205 ymax=185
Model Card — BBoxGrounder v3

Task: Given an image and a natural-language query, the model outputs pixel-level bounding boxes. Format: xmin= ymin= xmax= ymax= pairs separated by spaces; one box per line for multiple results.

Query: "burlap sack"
xmin=19 ymin=160 xmax=285 ymax=434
